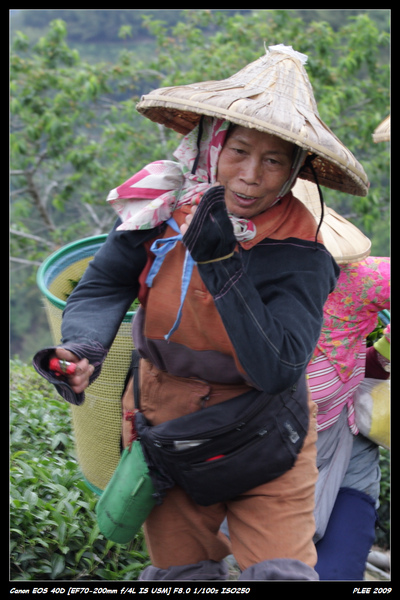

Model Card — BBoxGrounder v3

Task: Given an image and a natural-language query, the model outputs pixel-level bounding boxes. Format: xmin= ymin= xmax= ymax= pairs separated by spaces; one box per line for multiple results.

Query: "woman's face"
xmin=217 ymin=126 xmax=295 ymax=219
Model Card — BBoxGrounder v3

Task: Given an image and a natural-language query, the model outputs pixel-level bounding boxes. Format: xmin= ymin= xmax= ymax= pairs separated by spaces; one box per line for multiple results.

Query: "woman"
xmin=293 ymin=163 xmax=390 ymax=581
xmin=34 ymin=45 xmax=368 ymax=580
xmin=310 ymin=254 xmax=390 ymax=581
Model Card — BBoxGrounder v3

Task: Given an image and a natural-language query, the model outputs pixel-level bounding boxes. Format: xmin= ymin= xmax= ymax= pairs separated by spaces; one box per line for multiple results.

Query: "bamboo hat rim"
xmin=373 ymin=115 xmax=390 ymax=143
xmin=292 ymin=179 xmax=371 ymax=264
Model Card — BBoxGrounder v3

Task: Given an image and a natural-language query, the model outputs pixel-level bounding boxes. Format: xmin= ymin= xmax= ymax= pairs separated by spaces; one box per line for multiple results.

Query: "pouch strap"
xmin=145 ymin=218 xmax=183 ymax=287
xmin=145 ymin=217 xmax=196 ymax=341
xmin=131 ymin=349 xmax=141 ymax=410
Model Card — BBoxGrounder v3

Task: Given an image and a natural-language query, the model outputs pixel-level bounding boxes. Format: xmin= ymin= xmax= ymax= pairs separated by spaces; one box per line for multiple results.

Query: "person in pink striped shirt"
xmin=308 ymin=255 xmax=390 ymax=580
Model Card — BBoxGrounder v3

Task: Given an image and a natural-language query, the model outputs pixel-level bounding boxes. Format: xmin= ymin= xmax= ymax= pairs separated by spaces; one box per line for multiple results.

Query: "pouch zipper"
xmin=153 ymin=389 xmax=268 ymax=449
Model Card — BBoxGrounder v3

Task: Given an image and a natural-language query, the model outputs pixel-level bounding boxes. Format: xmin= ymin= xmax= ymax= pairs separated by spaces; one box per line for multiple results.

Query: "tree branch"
xmin=83 ymin=203 xmax=116 ymax=235
xmin=10 ymin=228 xmax=58 ymax=250
xmin=83 ymin=202 xmax=102 ymax=228
xmin=10 ymin=256 xmax=42 ymax=267
xmin=157 ymin=123 xmax=169 ymax=155
xmin=24 ymin=170 xmax=57 ymax=232
xmin=10 ymin=186 xmax=29 ymax=198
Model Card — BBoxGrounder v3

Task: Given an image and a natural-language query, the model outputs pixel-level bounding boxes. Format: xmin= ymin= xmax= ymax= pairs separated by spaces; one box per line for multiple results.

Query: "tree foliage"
xmin=141 ymin=10 xmax=390 ymax=230
xmin=10 ymin=19 xmax=167 ymax=258
xmin=10 ymin=360 xmax=149 ymax=580
xmin=10 ymin=10 xmax=390 ymax=359
xmin=9 ymin=360 xmax=389 ymax=582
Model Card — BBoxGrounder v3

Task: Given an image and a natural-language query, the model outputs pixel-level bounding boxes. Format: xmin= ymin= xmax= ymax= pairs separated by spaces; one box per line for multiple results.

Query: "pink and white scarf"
xmin=107 ymin=116 xmax=307 ymax=242
xmin=107 ymin=117 xmax=257 ymax=242
xmin=106 ymin=116 xmax=307 ymax=340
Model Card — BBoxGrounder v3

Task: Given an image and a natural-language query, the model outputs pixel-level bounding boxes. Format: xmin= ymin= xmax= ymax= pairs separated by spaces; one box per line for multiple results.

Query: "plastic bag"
xmin=353 ymin=378 xmax=390 ymax=449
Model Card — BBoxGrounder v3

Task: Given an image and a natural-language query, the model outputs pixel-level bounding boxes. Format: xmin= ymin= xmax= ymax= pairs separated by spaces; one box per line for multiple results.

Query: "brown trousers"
xmin=121 ymin=359 xmax=318 ymax=572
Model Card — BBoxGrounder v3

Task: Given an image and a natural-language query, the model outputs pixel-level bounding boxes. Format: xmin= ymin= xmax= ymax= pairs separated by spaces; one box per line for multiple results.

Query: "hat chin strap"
xmin=270 ymin=146 xmax=308 ymax=208
xmin=190 ymin=121 xmax=324 ymax=243
xmin=273 ymin=151 xmax=325 ymax=244
xmin=191 ymin=116 xmax=205 ymax=177
xmin=301 ymin=153 xmax=325 ymax=243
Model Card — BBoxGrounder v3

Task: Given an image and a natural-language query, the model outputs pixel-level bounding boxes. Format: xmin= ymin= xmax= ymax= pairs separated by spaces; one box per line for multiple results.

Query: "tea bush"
xmin=10 ymin=359 xmax=150 ymax=580
xmin=376 ymin=447 xmax=390 ymax=549
xmin=10 ymin=360 xmax=390 ymax=580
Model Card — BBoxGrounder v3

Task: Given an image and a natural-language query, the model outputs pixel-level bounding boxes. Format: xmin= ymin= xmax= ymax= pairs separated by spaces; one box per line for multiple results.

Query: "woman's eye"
xmin=265 ymin=158 xmax=280 ymax=166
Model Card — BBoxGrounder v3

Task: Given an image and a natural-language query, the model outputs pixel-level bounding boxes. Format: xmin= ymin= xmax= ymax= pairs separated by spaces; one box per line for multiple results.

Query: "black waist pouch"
xmin=135 ymin=375 xmax=309 ymax=506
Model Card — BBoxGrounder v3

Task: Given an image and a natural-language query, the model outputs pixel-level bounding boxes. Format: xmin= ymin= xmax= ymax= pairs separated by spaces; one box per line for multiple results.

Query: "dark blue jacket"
xmin=33 ymin=187 xmax=339 ymax=405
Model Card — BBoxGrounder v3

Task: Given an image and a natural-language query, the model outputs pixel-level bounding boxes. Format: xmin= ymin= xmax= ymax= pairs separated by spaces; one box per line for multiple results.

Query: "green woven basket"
xmin=37 ymin=236 xmax=135 ymax=494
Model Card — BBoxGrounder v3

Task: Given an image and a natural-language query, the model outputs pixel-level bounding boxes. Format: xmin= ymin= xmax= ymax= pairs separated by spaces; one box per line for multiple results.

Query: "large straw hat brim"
xmin=292 ymin=179 xmax=371 ymax=264
xmin=137 ymin=49 xmax=369 ymax=197
xmin=373 ymin=115 xmax=390 ymax=143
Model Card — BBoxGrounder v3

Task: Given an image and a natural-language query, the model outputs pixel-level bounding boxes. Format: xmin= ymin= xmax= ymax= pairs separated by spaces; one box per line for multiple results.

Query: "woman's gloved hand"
xmin=181 ymin=185 xmax=236 ymax=264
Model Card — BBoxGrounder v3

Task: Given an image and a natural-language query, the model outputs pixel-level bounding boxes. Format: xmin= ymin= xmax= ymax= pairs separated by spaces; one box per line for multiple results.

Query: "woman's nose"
xmin=240 ymin=158 xmax=262 ymax=185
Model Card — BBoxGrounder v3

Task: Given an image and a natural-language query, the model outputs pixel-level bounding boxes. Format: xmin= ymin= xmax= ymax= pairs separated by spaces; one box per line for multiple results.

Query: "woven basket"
xmin=37 ymin=236 xmax=135 ymax=494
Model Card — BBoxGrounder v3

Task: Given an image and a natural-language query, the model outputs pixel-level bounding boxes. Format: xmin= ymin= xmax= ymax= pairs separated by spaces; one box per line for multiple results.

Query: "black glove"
xmin=182 ymin=185 xmax=236 ymax=264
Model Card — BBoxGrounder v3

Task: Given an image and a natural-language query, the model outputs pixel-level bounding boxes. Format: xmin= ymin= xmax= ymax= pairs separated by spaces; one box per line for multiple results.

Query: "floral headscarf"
xmin=107 ymin=116 xmax=306 ymax=242
xmin=106 ymin=116 xmax=309 ymax=340
xmin=107 ymin=118 xmax=254 ymax=241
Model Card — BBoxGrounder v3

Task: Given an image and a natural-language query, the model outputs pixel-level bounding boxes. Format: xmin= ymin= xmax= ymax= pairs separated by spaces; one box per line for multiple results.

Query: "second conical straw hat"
xmin=373 ymin=115 xmax=390 ymax=143
xmin=292 ymin=178 xmax=371 ymax=263
xmin=137 ymin=44 xmax=369 ymax=197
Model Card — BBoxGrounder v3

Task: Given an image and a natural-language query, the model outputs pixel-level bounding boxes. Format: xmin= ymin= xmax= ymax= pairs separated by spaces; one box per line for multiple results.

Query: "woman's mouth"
xmin=233 ymin=192 xmax=259 ymax=205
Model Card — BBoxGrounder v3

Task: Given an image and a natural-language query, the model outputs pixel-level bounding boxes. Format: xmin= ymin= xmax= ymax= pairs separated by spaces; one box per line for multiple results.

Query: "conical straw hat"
xmin=292 ymin=179 xmax=371 ymax=263
xmin=137 ymin=44 xmax=369 ymax=197
xmin=373 ymin=115 xmax=390 ymax=143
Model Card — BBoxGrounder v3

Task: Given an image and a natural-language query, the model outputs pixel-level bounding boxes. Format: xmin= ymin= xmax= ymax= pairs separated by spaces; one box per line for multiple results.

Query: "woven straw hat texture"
xmin=137 ymin=46 xmax=369 ymax=197
xmin=373 ymin=115 xmax=390 ymax=143
xmin=293 ymin=178 xmax=371 ymax=263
